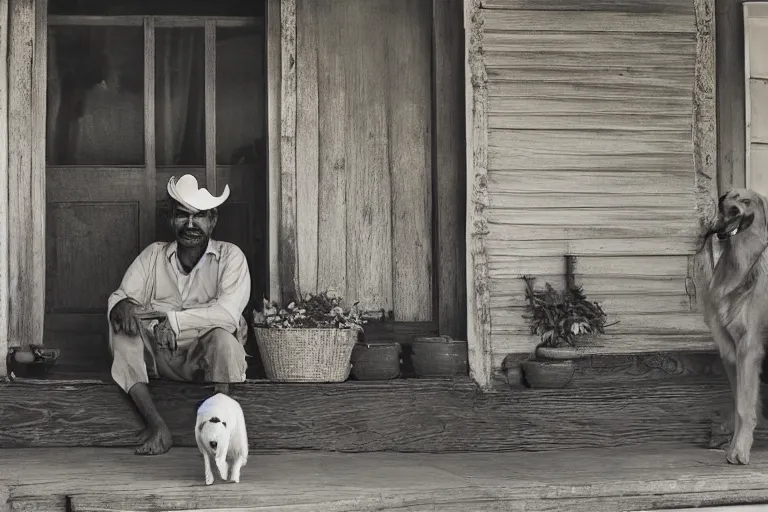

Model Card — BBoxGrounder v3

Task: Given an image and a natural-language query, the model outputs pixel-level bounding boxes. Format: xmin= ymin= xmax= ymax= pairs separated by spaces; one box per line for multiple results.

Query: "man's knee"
xmin=111 ymin=331 xmax=144 ymax=360
xmin=202 ymin=328 xmax=246 ymax=382
xmin=204 ymin=328 xmax=242 ymax=353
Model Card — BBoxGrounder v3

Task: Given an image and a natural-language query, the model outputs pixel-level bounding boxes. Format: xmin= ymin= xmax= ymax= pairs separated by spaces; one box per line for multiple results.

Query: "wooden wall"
xmin=467 ymin=0 xmax=715 ymax=377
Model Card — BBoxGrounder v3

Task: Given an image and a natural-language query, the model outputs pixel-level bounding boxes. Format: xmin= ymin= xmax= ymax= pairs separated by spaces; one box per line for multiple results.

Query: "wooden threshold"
xmin=5 ymin=444 xmax=768 ymax=511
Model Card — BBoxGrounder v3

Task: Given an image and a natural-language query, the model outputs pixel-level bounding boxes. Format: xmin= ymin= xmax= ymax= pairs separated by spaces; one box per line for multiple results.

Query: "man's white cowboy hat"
xmin=167 ymin=174 xmax=230 ymax=213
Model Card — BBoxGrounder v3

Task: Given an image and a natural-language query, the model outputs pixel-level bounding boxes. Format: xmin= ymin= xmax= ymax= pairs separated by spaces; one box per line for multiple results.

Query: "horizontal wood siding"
xmin=482 ymin=0 xmax=710 ymax=360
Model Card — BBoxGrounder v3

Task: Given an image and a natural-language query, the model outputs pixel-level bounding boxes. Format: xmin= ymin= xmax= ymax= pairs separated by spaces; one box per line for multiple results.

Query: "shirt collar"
xmin=165 ymin=239 xmax=221 ymax=262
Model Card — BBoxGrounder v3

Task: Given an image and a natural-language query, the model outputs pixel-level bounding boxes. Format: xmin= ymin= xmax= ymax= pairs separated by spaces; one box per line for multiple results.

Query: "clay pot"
xmin=521 ymin=359 xmax=575 ymax=389
xmin=411 ymin=336 xmax=468 ymax=378
xmin=350 ymin=342 xmax=402 ymax=380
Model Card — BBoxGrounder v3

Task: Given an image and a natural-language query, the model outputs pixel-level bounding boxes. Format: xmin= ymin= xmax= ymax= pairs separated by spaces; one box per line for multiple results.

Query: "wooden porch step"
xmin=4 ymin=445 xmax=768 ymax=511
xmin=0 ymin=376 xmax=732 ymax=452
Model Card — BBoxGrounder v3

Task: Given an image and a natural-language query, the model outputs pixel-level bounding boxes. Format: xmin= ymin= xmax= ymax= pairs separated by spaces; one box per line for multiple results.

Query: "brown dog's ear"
xmin=759 ymin=193 xmax=768 ymax=230
xmin=718 ymin=193 xmax=728 ymax=214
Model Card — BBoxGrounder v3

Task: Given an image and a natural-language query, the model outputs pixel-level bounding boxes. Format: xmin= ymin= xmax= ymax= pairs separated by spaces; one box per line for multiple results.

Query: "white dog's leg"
xmin=216 ymin=455 xmax=229 ymax=481
xmin=229 ymin=456 xmax=244 ymax=483
xmin=202 ymin=452 xmax=215 ymax=485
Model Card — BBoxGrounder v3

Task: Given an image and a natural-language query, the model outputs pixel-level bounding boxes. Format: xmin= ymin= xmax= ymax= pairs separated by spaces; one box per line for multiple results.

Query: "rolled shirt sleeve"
xmin=165 ymin=244 xmax=251 ymax=337
xmin=106 ymin=242 xmax=162 ymax=320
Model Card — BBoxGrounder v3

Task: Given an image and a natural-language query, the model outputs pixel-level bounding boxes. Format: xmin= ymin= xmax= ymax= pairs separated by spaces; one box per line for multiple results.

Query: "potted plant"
xmin=251 ymin=291 xmax=368 ymax=383
xmin=519 ymin=256 xmax=611 ymax=389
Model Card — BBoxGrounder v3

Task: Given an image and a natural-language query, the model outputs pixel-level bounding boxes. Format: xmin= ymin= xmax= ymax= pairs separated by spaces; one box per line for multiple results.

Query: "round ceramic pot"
xmin=411 ymin=336 xmax=468 ymax=378
xmin=351 ymin=342 xmax=402 ymax=380
xmin=521 ymin=359 xmax=575 ymax=389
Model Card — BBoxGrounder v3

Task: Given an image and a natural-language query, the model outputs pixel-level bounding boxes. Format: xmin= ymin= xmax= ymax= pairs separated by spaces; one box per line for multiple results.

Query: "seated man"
xmin=107 ymin=174 xmax=251 ymax=456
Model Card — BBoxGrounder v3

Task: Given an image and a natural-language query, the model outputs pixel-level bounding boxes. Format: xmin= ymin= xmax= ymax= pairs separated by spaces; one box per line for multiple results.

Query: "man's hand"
xmin=110 ymin=299 xmax=141 ymax=336
xmin=154 ymin=319 xmax=177 ymax=352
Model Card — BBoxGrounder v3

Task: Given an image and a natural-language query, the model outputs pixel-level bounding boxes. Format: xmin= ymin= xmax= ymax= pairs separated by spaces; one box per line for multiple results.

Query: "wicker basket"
xmin=253 ymin=327 xmax=359 ymax=382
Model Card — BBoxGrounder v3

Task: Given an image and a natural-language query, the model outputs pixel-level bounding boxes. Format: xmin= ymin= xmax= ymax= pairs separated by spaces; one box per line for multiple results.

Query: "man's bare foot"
xmin=137 ymin=427 xmax=153 ymax=444
xmin=135 ymin=424 xmax=172 ymax=455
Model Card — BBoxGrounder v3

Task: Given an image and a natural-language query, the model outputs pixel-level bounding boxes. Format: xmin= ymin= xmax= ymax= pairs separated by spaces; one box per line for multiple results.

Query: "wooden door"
xmin=44 ymin=15 xmax=267 ymax=374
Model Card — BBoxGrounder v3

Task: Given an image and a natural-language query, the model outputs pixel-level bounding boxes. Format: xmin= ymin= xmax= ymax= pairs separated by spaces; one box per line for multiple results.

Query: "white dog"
xmin=195 ymin=393 xmax=249 ymax=485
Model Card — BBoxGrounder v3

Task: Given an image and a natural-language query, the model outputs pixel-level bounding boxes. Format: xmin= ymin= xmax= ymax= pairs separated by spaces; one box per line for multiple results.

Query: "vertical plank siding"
xmin=0 ymin=0 xmax=8 ymax=375
xmin=475 ymin=0 xmax=713 ymax=365
xmin=294 ymin=0 xmax=433 ymax=320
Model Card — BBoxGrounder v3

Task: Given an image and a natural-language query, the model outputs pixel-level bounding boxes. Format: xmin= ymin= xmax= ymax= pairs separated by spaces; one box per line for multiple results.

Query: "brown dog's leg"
xmin=727 ymin=348 xmax=763 ymax=465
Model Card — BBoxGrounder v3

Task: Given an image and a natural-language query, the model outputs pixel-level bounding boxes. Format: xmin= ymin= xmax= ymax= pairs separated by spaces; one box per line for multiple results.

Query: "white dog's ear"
xmin=198 ymin=421 xmax=206 ymax=432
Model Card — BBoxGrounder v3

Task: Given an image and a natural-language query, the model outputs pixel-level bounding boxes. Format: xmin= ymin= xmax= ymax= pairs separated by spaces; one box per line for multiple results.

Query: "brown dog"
xmin=703 ymin=188 xmax=768 ymax=464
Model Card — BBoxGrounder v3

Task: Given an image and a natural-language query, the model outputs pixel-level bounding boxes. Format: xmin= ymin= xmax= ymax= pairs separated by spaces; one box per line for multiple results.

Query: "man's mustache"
xmin=181 ymin=229 xmax=204 ymax=237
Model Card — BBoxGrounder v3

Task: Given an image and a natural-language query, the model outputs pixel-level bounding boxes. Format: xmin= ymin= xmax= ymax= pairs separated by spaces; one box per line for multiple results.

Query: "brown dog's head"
xmin=712 ymin=188 xmax=768 ymax=241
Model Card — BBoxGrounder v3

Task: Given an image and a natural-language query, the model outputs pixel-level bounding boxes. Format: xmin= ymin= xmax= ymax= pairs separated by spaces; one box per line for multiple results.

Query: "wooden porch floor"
xmin=2 ymin=444 xmax=768 ymax=511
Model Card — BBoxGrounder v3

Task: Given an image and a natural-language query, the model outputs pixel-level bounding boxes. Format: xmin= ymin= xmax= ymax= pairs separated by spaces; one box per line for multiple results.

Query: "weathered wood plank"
xmin=489 ymin=207 xmax=696 ymax=227
xmin=204 ymin=20 xmax=216 ymax=195
xmin=715 ymin=0 xmax=746 ymax=192
xmin=489 ymin=113 xmax=692 ymax=132
xmin=489 ymin=81 xmax=693 ymax=101
xmin=315 ymin=0 xmax=347 ymax=298
xmin=434 ymin=0 xmax=465 ymax=339
xmin=749 ymin=78 xmax=768 ymax=143
xmin=485 ymin=51 xmax=695 ymax=70
xmin=491 ymin=275 xmax=689 ymax=296
xmin=344 ymin=0 xmax=392 ymax=312
xmin=484 ymin=32 xmax=696 ymax=55
xmin=142 ymin=17 xmax=157 ymax=254
xmin=279 ymin=0 xmax=299 ymax=301
xmin=488 ymin=67 xmax=693 ymax=91
xmin=493 ymin=334 xmax=714 ymax=359
xmin=485 ymin=237 xmax=700 ymax=257
xmin=489 ymin=170 xmax=696 ymax=194
xmin=267 ymin=0 xmax=281 ymax=302
xmin=8 ymin=0 xmax=45 ymax=349
xmin=490 ymin=96 xmax=692 ymax=117
xmin=746 ymin=15 xmax=768 ymax=79
xmin=465 ymin=0 xmax=492 ymax=388
xmin=690 ymin=0 xmax=717 ymax=315
xmin=481 ymin=0 xmax=694 ymax=15
xmin=389 ymin=0 xmax=432 ymax=321
xmin=0 ymin=0 xmax=9 ymax=375
xmin=488 ymin=255 xmax=689 ymax=278
xmin=487 ymin=223 xmax=698 ymax=241
xmin=0 ymin=379 xmax=731 ymax=451
xmin=295 ymin=0 xmax=320 ymax=296
xmin=491 ymin=192 xmax=694 ymax=209
xmin=484 ymin=11 xmax=694 ymax=33
xmin=491 ymin=292 xmax=692 ymax=313
xmin=492 ymin=309 xmax=708 ymax=335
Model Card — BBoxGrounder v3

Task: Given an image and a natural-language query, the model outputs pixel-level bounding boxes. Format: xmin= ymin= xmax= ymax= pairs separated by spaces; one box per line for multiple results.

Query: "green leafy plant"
xmin=252 ymin=291 xmax=388 ymax=331
xmin=521 ymin=275 xmax=609 ymax=349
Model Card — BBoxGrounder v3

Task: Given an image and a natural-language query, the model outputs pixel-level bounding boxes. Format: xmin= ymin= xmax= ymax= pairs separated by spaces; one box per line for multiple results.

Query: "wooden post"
xmin=464 ymin=0 xmax=492 ymax=389
xmin=279 ymin=0 xmax=299 ymax=303
xmin=267 ymin=0 xmax=282 ymax=305
xmin=204 ymin=20 xmax=217 ymax=195
xmin=434 ymin=0 xmax=466 ymax=341
xmin=690 ymin=0 xmax=718 ymax=313
xmin=0 ymin=0 xmax=9 ymax=376
xmin=7 ymin=0 xmax=46 ymax=352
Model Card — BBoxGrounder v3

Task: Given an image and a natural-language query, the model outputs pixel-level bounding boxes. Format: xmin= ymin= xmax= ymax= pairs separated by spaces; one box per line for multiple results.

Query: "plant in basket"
xmin=518 ymin=255 xmax=613 ymax=389
xmin=251 ymin=291 xmax=369 ymax=383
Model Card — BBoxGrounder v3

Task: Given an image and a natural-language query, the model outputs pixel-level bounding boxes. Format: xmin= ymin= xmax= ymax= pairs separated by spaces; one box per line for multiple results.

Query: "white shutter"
xmin=745 ymin=2 xmax=768 ymax=195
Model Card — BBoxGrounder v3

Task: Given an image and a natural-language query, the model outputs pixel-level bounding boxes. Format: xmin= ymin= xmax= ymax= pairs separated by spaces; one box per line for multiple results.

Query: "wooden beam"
xmin=142 ymin=17 xmax=156 ymax=252
xmin=204 ymin=20 xmax=217 ymax=195
xmin=689 ymin=0 xmax=718 ymax=314
xmin=8 ymin=0 xmax=46 ymax=350
xmin=279 ymin=0 xmax=298 ymax=303
xmin=434 ymin=0 xmax=466 ymax=341
xmin=267 ymin=0 xmax=281 ymax=304
xmin=0 ymin=379 xmax=731 ymax=451
xmin=0 ymin=0 xmax=8 ymax=377
xmin=464 ymin=0 xmax=492 ymax=389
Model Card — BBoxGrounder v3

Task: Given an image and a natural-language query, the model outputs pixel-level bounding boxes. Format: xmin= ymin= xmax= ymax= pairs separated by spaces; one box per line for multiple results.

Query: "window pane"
xmin=50 ymin=0 xmax=263 ymax=17
xmin=155 ymin=27 xmax=206 ymax=166
xmin=46 ymin=26 xmax=144 ymax=165
xmin=216 ymin=26 xmax=265 ymax=166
